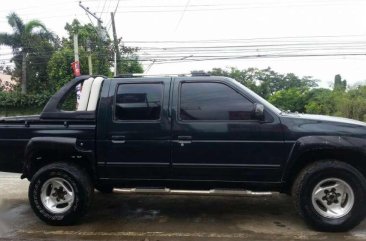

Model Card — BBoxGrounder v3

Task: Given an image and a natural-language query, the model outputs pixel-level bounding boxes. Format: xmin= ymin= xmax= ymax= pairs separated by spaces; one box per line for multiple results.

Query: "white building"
xmin=0 ymin=73 xmax=16 ymax=92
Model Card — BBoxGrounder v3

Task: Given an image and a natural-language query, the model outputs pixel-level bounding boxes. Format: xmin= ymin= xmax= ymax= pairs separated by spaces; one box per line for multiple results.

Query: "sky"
xmin=1 ymin=0 xmax=366 ymax=88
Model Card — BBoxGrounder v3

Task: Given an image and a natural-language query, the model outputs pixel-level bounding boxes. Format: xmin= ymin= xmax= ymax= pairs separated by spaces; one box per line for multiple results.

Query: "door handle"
xmin=177 ymin=136 xmax=192 ymax=146
xmin=111 ymin=135 xmax=126 ymax=144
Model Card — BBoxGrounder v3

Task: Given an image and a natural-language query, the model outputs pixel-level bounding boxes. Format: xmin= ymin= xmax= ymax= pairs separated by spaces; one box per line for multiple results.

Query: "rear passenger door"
xmin=97 ymin=78 xmax=172 ymax=180
xmin=171 ymin=77 xmax=285 ymax=182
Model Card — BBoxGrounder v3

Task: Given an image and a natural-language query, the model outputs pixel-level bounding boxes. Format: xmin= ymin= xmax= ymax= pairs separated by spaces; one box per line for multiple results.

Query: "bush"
xmin=0 ymin=91 xmax=52 ymax=108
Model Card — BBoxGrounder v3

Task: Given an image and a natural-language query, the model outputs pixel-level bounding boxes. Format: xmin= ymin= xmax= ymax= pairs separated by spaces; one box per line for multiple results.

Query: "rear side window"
xmin=59 ymin=88 xmax=78 ymax=111
xmin=180 ymin=82 xmax=254 ymax=121
xmin=115 ymin=83 xmax=163 ymax=121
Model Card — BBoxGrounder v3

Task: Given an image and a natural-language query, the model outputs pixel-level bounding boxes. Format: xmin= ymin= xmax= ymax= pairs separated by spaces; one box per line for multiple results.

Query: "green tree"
xmin=256 ymin=69 xmax=317 ymax=99
xmin=305 ymin=88 xmax=336 ymax=115
xmin=48 ymin=19 xmax=143 ymax=90
xmin=120 ymin=46 xmax=144 ymax=74
xmin=207 ymin=67 xmax=319 ymax=113
xmin=333 ymin=74 xmax=347 ymax=92
xmin=208 ymin=67 xmax=318 ymax=99
xmin=335 ymin=85 xmax=366 ymax=121
xmin=208 ymin=67 xmax=259 ymax=92
xmin=0 ymin=12 xmax=54 ymax=94
xmin=63 ymin=19 xmax=111 ymax=76
xmin=268 ymin=88 xmax=310 ymax=112
xmin=47 ymin=47 xmax=76 ymax=91
xmin=0 ymin=63 xmax=12 ymax=75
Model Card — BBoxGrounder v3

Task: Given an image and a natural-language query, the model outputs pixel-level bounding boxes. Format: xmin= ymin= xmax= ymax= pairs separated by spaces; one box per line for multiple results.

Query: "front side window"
xmin=115 ymin=83 xmax=163 ymax=121
xmin=180 ymin=82 xmax=254 ymax=121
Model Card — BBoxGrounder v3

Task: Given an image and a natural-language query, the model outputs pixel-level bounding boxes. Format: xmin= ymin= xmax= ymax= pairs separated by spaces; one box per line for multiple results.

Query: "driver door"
xmin=170 ymin=77 xmax=286 ymax=182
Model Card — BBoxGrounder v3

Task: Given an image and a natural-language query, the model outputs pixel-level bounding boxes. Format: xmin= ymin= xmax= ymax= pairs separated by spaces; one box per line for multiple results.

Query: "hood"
xmin=283 ymin=113 xmax=366 ymax=127
xmin=281 ymin=113 xmax=366 ymax=139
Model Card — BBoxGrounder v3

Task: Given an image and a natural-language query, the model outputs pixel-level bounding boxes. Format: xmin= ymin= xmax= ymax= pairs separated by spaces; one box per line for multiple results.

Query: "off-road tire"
xmin=28 ymin=162 xmax=93 ymax=225
xmin=292 ymin=160 xmax=366 ymax=232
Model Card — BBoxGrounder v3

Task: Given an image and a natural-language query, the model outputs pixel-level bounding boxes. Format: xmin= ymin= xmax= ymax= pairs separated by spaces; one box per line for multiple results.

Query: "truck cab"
xmin=38 ymin=75 xmax=287 ymax=187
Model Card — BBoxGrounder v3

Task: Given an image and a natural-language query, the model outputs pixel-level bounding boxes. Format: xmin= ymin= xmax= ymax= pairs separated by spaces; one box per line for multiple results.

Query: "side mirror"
xmin=253 ymin=103 xmax=264 ymax=120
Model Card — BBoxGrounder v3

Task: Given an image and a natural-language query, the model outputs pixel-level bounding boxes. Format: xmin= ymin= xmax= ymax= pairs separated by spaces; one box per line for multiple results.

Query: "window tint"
xmin=59 ymin=81 xmax=94 ymax=112
xmin=115 ymin=83 xmax=163 ymax=121
xmin=59 ymin=84 xmax=81 ymax=111
xmin=180 ymin=82 xmax=254 ymax=121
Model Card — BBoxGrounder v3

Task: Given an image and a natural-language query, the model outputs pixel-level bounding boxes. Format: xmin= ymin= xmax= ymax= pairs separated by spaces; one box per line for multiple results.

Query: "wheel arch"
xmin=281 ymin=136 xmax=366 ymax=193
xmin=22 ymin=137 xmax=96 ymax=181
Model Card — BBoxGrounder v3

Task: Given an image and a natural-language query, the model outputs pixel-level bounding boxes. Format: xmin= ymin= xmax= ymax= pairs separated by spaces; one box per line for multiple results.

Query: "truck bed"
xmin=0 ymin=114 xmax=95 ymax=173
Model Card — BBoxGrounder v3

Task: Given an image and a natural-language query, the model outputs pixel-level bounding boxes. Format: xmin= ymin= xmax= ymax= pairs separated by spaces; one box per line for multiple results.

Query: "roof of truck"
xmin=113 ymin=72 xmax=210 ymax=78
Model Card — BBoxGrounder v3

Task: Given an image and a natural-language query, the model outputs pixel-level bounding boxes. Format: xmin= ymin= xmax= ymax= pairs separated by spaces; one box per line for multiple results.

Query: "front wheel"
xmin=292 ymin=160 xmax=366 ymax=232
xmin=28 ymin=162 xmax=93 ymax=225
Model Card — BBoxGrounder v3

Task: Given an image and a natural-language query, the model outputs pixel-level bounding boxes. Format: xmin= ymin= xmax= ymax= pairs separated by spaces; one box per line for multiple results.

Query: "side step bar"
xmin=113 ymin=188 xmax=272 ymax=196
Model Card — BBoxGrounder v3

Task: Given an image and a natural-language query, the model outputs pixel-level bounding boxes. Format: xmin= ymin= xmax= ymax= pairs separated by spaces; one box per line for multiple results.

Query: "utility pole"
xmin=79 ymin=1 xmax=107 ymax=75
xmin=110 ymin=12 xmax=121 ymax=76
xmin=86 ymin=39 xmax=93 ymax=75
xmin=72 ymin=33 xmax=80 ymax=76
xmin=114 ymin=52 xmax=117 ymax=76
xmin=79 ymin=2 xmax=104 ymax=36
xmin=73 ymin=33 xmax=81 ymax=108
xmin=73 ymin=34 xmax=79 ymax=63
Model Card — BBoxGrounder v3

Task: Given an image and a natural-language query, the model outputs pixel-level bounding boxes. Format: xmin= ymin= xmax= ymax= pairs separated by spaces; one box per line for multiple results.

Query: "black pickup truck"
xmin=1 ymin=75 xmax=366 ymax=231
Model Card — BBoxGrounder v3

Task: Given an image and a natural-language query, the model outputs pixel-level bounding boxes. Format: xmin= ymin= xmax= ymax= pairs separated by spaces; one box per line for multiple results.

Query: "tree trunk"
xmin=21 ymin=52 xmax=27 ymax=94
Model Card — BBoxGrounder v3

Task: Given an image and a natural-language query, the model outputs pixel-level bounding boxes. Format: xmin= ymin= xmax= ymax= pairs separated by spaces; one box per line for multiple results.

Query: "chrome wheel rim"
xmin=311 ymin=178 xmax=354 ymax=219
xmin=40 ymin=177 xmax=75 ymax=214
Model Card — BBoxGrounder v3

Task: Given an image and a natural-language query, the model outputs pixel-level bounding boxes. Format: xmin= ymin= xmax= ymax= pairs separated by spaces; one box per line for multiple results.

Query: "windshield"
xmin=230 ymin=79 xmax=282 ymax=115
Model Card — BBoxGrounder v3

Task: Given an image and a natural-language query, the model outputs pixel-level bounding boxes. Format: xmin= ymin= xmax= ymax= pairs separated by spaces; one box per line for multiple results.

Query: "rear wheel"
xmin=292 ymin=160 xmax=366 ymax=232
xmin=28 ymin=162 xmax=93 ymax=225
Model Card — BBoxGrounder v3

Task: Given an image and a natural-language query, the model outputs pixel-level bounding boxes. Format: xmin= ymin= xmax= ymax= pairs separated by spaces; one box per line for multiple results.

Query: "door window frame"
xmin=177 ymin=80 xmax=263 ymax=123
xmin=112 ymin=82 xmax=165 ymax=123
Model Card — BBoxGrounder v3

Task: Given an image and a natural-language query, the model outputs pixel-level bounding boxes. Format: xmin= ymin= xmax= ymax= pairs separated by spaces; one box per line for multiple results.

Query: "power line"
xmin=1 ymin=0 xmax=364 ymax=16
xmin=106 ymin=0 xmax=120 ymax=31
xmin=150 ymin=53 xmax=366 ymax=65
xmin=1 ymin=52 xmax=365 ymax=63
xmin=94 ymin=0 xmax=366 ymax=14
xmin=113 ymin=0 xmax=120 ymax=15
xmin=80 ymin=0 xmax=365 ymax=5
xmin=102 ymin=0 xmax=113 ymax=24
xmin=174 ymin=0 xmax=190 ymax=31
xmin=135 ymin=42 xmax=366 ymax=49
xmin=1 ymin=41 xmax=365 ymax=57
xmin=1 ymin=38 xmax=366 ymax=54
xmin=0 ymin=1 xmax=76 ymax=13
xmin=95 ymin=0 xmax=102 ymax=14
xmin=99 ymin=0 xmax=108 ymax=19
xmin=121 ymin=34 xmax=366 ymax=44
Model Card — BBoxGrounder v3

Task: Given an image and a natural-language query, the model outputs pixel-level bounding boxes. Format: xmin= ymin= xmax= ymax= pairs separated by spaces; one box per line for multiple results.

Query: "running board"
xmin=113 ymin=188 xmax=272 ymax=196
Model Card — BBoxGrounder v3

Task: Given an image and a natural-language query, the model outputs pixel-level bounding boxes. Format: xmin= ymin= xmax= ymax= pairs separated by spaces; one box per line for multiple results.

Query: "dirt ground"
xmin=1 ymin=172 xmax=366 ymax=241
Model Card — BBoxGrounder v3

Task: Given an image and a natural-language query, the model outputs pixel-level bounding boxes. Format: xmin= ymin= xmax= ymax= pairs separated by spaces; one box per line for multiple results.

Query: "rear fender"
xmin=22 ymin=137 xmax=95 ymax=180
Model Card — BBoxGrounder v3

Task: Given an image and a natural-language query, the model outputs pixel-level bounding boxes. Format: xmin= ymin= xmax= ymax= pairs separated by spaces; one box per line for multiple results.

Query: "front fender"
xmin=281 ymin=135 xmax=366 ymax=182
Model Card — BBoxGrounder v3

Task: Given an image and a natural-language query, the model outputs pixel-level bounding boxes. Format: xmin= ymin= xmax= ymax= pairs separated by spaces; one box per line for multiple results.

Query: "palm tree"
xmin=0 ymin=13 xmax=52 ymax=94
